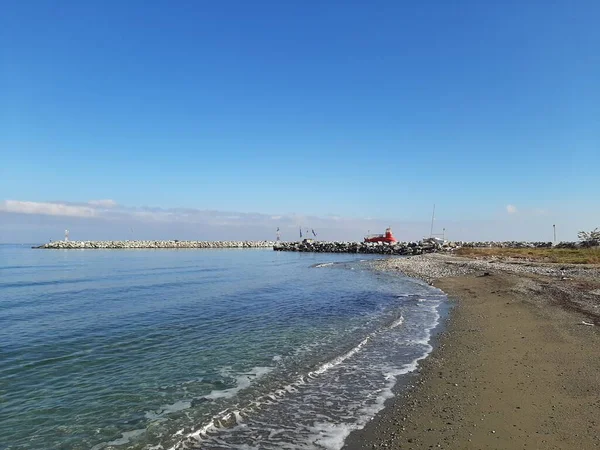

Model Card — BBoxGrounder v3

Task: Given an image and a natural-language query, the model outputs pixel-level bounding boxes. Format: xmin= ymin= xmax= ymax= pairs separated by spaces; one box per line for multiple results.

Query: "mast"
xmin=429 ymin=204 xmax=435 ymax=238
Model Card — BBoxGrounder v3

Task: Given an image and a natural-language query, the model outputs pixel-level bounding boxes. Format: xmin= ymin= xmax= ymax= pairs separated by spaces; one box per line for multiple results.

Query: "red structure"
xmin=364 ymin=227 xmax=397 ymax=243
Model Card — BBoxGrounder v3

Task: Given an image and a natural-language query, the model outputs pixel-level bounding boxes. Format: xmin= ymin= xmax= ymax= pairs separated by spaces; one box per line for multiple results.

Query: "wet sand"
xmin=345 ymin=256 xmax=600 ymax=449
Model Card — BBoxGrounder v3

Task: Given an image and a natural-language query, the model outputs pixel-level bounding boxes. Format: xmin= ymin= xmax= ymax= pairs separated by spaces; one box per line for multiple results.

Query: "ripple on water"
xmin=0 ymin=247 xmax=445 ymax=450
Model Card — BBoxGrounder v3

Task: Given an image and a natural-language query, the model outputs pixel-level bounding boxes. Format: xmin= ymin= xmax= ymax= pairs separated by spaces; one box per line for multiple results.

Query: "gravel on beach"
xmin=372 ymin=252 xmax=600 ymax=284
xmin=372 ymin=253 xmax=600 ymax=324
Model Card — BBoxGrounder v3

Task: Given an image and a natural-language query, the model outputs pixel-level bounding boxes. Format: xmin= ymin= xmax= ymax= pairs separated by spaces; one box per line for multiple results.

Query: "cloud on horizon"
xmin=0 ymin=199 xmax=287 ymax=226
xmin=0 ymin=199 xmax=452 ymax=242
xmin=0 ymin=199 xmax=593 ymax=243
xmin=88 ymin=199 xmax=118 ymax=207
xmin=1 ymin=200 xmax=98 ymax=218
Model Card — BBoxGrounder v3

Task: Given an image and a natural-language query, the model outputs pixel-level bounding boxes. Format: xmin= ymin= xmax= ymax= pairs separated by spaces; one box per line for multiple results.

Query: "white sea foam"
xmin=166 ymin=367 xmax=273 ymax=449
xmin=314 ymin=262 xmax=334 ymax=268
xmin=170 ymin=335 xmax=374 ymax=449
xmin=304 ymin=334 xmax=438 ymax=450
xmin=147 ymin=445 xmax=164 ymax=450
xmin=308 ymin=336 xmax=370 ymax=377
xmin=145 ymin=400 xmax=192 ymax=420
xmin=309 ymin=422 xmax=358 ymax=449
xmin=389 ymin=314 xmax=404 ymax=329
xmin=146 ymin=367 xmax=274 ymax=423
xmin=204 ymin=366 xmax=273 ymax=400
xmin=169 ymin=293 xmax=446 ymax=450
xmin=320 ymin=308 xmax=441 ymax=450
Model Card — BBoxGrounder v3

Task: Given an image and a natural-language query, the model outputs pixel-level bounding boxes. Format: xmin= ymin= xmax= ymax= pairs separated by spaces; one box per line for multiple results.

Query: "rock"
xmin=35 ymin=240 xmax=276 ymax=250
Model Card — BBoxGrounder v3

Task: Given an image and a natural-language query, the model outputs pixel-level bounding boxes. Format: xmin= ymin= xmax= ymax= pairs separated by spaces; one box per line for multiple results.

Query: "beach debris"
xmin=580 ymin=321 xmax=595 ymax=326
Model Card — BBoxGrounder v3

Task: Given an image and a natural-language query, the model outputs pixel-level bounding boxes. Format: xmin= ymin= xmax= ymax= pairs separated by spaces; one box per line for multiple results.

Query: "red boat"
xmin=364 ymin=227 xmax=397 ymax=243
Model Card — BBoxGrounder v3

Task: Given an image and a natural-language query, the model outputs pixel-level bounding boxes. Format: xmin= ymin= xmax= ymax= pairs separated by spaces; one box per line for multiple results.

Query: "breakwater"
xmin=273 ymin=240 xmax=581 ymax=255
xmin=274 ymin=239 xmax=444 ymax=255
xmin=35 ymin=239 xmax=584 ymax=252
xmin=35 ymin=240 xmax=276 ymax=249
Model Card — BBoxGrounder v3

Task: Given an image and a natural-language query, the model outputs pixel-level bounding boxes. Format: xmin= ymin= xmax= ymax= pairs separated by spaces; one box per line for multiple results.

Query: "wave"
xmin=116 ymin=291 xmax=443 ymax=450
xmin=99 ymin=367 xmax=274 ymax=449
xmin=204 ymin=366 xmax=273 ymax=400
xmin=169 ymin=308 xmax=415 ymax=450
xmin=167 ymin=333 xmax=377 ymax=449
xmin=312 ymin=262 xmax=335 ymax=268
xmin=308 ymin=336 xmax=370 ymax=377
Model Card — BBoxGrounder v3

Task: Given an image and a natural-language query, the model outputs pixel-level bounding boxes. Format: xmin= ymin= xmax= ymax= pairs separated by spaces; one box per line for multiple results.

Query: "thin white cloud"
xmin=0 ymin=199 xmax=394 ymax=238
xmin=1 ymin=198 xmax=594 ymax=242
xmin=0 ymin=200 xmax=97 ymax=218
xmin=88 ymin=199 xmax=117 ymax=207
xmin=0 ymin=199 xmax=293 ymax=226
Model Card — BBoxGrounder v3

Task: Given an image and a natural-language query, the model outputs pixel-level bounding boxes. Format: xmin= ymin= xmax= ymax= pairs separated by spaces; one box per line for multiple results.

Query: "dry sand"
xmin=344 ymin=255 xmax=600 ymax=449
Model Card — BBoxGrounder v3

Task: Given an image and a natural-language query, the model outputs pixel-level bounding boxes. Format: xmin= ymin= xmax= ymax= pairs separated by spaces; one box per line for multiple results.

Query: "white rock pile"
xmin=35 ymin=240 xmax=276 ymax=249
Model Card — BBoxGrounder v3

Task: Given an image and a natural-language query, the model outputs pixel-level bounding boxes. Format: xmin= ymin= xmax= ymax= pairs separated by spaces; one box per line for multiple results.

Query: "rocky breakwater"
xmin=455 ymin=240 xmax=554 ymax=248
xmin=35 ymin=240 xmax=276 ymax=249
xmin=273 ymin=239 xmax=584 ymax=255
xmin=273 ymin=239 xmax=444 ymax=255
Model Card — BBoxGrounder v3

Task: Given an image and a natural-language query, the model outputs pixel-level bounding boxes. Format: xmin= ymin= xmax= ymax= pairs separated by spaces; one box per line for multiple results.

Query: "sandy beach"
xmin=345 ymin=254 xmax=600 ymax=449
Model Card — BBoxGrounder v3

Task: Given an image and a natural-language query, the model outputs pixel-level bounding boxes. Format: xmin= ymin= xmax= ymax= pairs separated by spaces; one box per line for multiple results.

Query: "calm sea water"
xmin=0 ymin=244 xmax=446 ymax=450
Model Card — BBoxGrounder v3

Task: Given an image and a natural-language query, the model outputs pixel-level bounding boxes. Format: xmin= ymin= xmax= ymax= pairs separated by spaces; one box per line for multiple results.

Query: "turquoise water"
xmin=0 ymin=245 xmax=446 ymax=450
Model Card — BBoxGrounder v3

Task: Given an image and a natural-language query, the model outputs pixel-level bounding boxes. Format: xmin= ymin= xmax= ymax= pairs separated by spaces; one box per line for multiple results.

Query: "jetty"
xmin=34 ymin=240 xmax=276 ymax=249
xmin=273 ymin=239 xmax=577 ymax=255
xmin=35 ymin=239 xmax=586 ymax=253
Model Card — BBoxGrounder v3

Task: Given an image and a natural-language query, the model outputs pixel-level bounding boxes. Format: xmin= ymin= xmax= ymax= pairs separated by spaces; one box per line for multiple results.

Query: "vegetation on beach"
xmin=454 ymin=247 xmax=600 ymax=264
xmin=578 ymin=228 xmax=600 ymax=247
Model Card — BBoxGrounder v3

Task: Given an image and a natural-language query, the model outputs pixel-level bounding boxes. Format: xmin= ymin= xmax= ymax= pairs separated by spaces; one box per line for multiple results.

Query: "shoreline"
xmin=344 ymin=254 xmax=600 ymax=449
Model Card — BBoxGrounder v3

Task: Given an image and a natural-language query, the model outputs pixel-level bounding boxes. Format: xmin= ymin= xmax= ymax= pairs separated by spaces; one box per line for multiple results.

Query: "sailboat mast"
xmin=429 ymin=204 xmax=436 ymax=237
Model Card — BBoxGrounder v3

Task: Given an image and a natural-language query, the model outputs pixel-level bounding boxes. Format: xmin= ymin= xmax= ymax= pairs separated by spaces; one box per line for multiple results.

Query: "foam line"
xmin=169 ymin=295 xmax=445 ymax=450
xmin=308 ymin=337 xmax=370 ymax=377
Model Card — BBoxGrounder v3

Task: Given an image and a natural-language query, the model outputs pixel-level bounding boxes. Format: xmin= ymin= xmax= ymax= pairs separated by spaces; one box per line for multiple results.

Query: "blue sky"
xmin=1 ymin=1 xmax=599 ymax=242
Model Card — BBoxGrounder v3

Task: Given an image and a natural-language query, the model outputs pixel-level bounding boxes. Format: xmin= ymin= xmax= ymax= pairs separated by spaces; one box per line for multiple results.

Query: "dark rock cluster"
xmin=273 ymin=239 xmax=585 ymax=255
xmin=274 ymin=239 xmax=446 ymax=255
xmin=455 ymin=241 xmax=554 ymax=248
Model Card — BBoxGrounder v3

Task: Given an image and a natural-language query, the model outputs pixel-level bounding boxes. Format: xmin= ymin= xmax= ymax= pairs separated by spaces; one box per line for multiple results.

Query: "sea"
xmin=0 ymin=244 xmax=447 ymax=450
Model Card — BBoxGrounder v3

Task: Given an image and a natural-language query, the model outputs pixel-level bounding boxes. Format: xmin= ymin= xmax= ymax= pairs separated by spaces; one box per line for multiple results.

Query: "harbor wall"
xmin=35 ymin=239 xmax=582 ymax=252
xmin=35 ymin=240 xmax=276 ymax=249
xmin=273 ymin=240 xmax=580 ymax=255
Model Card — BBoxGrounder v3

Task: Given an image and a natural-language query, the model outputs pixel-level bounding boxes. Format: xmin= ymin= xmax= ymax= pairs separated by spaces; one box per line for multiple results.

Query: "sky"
xmin=1 ymin=0 xmax=599 ymax=243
